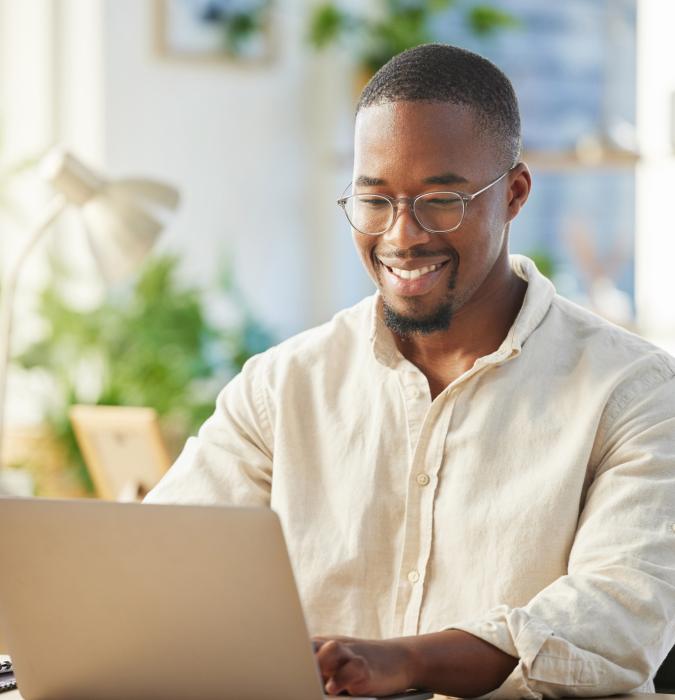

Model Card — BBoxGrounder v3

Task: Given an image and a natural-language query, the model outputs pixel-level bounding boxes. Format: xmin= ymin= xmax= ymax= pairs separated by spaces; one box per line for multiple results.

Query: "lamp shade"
xmin=40 ymin=149 xmax=180 ymax=283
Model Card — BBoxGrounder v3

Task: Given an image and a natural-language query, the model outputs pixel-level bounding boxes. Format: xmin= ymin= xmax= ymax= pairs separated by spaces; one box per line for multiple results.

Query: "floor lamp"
xmin=0 ymin=148 xmax=180 ymax=495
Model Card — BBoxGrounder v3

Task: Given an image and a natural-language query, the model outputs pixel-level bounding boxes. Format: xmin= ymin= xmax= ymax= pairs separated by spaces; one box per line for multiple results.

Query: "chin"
xmin=382 ymin=297 xmax=454 ymax=336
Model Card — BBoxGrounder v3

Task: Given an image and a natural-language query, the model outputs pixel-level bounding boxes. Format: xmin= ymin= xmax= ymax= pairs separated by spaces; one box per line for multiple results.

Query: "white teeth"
xmin=387 ymin=263 xmax=442 ymax=280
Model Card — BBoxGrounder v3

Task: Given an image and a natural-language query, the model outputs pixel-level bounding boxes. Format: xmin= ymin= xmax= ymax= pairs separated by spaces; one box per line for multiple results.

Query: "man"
xmin=146 ymin=44 xmax=675 ymax=698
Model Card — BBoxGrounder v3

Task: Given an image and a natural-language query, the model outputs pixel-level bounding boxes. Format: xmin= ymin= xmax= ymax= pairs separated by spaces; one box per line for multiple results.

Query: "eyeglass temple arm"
xmin=463 ymin=166 xmax=515 ymax=201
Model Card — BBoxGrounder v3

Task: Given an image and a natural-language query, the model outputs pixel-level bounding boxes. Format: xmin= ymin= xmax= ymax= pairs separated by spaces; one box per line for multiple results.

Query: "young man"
xmin=146 ymin=45 xmax=675 ymax=698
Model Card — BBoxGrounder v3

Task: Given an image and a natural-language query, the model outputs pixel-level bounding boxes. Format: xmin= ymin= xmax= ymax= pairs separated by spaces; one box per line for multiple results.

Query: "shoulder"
xmin=543 ymin=295 xmax=675 ymax=426
xmin=548 ymin=294 xmax=675 ymax=378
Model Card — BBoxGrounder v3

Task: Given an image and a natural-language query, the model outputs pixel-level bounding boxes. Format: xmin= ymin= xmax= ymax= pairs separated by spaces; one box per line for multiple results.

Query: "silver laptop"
xmin=0 ymin=498 xmax=432 ymax=700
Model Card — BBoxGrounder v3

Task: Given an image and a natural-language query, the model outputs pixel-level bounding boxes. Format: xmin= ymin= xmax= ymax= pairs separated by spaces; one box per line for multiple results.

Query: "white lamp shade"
xmin=40 ymin=149 xmax=180 ymax=283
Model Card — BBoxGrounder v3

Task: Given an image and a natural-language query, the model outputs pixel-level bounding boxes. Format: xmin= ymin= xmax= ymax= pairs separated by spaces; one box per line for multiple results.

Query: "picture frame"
xmin=154 ymin=0 xmax=275 ymax=64
xmin=69 ymin=405 xmax=172 ymax=501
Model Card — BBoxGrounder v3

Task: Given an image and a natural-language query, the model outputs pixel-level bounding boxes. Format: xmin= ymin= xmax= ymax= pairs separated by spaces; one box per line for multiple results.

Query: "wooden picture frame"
xmin=154 ymin=0 xmax=275 ymax=64
xmin=69 ymin=405 xmax=172 ymax=501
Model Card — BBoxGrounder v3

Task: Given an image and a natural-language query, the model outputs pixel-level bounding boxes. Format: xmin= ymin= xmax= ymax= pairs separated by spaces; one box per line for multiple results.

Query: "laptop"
xmin=0 ymin=498 xmax=432 ymax=700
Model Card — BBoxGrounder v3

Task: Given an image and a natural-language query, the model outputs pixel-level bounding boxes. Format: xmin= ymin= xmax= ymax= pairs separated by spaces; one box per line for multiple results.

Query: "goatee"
xmin=383 ymin=301 xmax=454 ymax=337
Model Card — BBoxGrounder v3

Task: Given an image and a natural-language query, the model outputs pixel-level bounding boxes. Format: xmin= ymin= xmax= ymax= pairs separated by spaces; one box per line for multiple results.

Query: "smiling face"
xmin=352 ymin=100 xmax=528 ymax=336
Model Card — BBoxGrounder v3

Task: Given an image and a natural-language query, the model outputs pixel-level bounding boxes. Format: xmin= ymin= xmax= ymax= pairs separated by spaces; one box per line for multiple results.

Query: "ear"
xmin=505 ymin=162 xmax=531 ymax=223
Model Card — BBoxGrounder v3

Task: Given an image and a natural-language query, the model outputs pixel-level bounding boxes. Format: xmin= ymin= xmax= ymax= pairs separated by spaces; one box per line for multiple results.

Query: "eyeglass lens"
xmin=344 ymin=192 xmax=465 ymax=234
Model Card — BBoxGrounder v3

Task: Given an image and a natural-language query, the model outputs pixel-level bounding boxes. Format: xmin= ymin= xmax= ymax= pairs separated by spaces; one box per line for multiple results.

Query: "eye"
xmin=357 ymin=196 xmax=389 ymax=207
xmin=424 ymin=195 xmax=462 ymax=207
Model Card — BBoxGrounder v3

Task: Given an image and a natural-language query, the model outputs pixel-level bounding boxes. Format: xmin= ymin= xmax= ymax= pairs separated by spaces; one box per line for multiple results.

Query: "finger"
xmin=325 ymin=654 xmax=371 ymax=696
xmin=312 ymin=635 xmax=354 ymax=646
xmin=312 ymin=635 xmax=355 ymax=655
xmin=316 ymin=639 xmax=354 ymax=679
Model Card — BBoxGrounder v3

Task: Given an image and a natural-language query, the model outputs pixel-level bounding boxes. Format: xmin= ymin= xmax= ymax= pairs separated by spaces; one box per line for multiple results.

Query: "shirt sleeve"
xmin=450 ymin=367 xmax=675 ymax=699
xmin=144 ymin=351 xmax=274 ymax=507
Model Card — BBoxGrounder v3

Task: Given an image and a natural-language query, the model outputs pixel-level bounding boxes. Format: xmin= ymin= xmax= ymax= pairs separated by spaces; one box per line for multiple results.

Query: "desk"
xmin=4 ymin=694 xmax=675 ymax=700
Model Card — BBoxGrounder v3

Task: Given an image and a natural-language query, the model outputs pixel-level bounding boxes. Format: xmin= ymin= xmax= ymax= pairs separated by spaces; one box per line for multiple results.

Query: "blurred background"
xmin=0 ymin=0 xmax=674 ymax=500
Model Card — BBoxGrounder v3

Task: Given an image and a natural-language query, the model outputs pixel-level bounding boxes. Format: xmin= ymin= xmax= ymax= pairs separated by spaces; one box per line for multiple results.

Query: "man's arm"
xmin=320 ymin=369 xmax=675 ymax=698
xmin=315 ymin=630 xmax=517 ymax=697
xmin=144 ymin=351 xmax=275 ymax=506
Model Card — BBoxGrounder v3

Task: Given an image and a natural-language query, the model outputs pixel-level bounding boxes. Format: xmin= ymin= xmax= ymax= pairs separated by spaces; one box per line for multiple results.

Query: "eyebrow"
xmin=354 ymin=172 xmax=469 ymax=187
xmin=354 ymin=175 xmax=386 ymax=186
xmin=423 ymin=172 xmax=469 ymax=186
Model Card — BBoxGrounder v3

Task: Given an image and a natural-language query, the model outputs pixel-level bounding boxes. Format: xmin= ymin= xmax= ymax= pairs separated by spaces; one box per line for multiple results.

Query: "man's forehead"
xmin=354 ymin=100 xmax=479 ymax=138
xmin=353 ymin=101 xmax=485 ymax=184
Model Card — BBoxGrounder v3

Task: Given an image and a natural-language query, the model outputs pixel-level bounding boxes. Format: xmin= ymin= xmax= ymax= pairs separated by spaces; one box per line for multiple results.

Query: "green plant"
xmin=308 ymin=0 xmax=519 ymax=73
xmin=527 ymin=249 xmax=556 ymax=280
xmin=15 ymin=254 xmax=274 ymax=491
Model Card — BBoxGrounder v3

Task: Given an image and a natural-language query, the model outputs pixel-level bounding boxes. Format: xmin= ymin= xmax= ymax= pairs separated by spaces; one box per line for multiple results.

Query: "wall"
xmin=635 ymin=0 xmax=675 ymax=352
xmin=53 ymin=0 xmax=369 ymax=340
xmin=102 ymin=0 xmax=313 ymax=338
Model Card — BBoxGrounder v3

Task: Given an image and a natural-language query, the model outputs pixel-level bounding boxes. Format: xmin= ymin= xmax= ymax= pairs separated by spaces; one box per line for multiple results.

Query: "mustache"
xmin=375 ymin=246 xmax=460 ymax=262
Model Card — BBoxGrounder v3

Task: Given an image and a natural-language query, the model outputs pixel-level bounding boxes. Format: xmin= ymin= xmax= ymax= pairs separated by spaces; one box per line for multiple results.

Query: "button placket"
xmin=408 ymin=385 xmax=424 ymax=400
xmin=408 ymin=394 xmax=458 ymax=635
xmin=392 ymin=390 xmax=458 ymax=636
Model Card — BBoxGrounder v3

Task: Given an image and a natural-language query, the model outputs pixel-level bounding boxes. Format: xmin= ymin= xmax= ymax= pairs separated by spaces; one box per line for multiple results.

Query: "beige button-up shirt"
xmin=146 ymin=255 xmax=675 ymax=698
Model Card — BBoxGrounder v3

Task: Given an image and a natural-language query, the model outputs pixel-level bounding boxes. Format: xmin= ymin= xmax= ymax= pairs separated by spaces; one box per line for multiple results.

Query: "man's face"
xmin=352 ymin=100 xmax=523 ymax=335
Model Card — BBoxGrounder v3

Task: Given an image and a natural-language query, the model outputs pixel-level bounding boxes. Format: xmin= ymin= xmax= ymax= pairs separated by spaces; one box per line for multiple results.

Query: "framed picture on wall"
xmin=155 ymin=0 xmax=274 ymax=63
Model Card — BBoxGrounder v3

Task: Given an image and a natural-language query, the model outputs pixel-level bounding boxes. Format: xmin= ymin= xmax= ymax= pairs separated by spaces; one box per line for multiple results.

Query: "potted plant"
xmin=308 ymin=0 xmax=518 ymax=87
xmin=14 ymin=254 xmax=274 ymax=496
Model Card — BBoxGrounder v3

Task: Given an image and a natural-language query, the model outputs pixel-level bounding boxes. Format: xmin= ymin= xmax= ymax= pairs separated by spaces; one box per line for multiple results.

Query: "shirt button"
xmin=409 ymin=386 xmax=423 ymax=399
xmin=416 ymin=473 xmax=430 ymax=487
xmin=671 ymin=523 xmax=675 ymax=533
xmin=407 ymin=570 xmax=420 ymax=584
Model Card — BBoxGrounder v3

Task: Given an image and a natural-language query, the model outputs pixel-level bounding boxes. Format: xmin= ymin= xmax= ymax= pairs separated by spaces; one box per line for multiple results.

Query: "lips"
xmin=387 ymin=262 xmax=444 ymax=280
xmin=376 ymin=256 xmax=452 ymax=297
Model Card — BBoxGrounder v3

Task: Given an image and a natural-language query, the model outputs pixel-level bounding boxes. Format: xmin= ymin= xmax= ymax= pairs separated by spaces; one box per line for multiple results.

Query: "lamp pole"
xmin=0 ymin=194 xmax=67 ymax=473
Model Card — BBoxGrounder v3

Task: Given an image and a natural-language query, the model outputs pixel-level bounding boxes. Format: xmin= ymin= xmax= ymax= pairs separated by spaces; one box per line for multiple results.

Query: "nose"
xmin=382 ymin=199 xmax=432 ymax=249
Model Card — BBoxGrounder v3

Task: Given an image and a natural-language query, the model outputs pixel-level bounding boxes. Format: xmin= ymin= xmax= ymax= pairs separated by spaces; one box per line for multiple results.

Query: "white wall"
xmin=37 ymin=0 xmax=357 ymax=340
xmin=57 ymin=0 xmax=370 ymax=340
xmin=635 ymin=0 xmax=675 ymax=353
xmin=103 ymin=1 xmax=311 ymax=337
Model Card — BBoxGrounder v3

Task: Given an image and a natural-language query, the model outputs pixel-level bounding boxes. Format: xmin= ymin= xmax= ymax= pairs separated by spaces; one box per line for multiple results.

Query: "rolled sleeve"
xmin=451 ymin=371 xmax=675 ymax=698
xmin=144 ymin=351 xmax=275 ymax=507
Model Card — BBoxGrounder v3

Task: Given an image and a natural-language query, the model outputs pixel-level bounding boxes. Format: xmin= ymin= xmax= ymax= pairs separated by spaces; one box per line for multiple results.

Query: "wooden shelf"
xmin=522 ymin=148 xmax=639 ymax=171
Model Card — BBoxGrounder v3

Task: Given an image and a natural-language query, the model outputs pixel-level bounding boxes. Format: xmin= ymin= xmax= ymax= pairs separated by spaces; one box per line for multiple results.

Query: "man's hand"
xmin=313 ymin=630 xmax=518 ymax=697
xmin=313 ymin=636 xmax=415 ymax=697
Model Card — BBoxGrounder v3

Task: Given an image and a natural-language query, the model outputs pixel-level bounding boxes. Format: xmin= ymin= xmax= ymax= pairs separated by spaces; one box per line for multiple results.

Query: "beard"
xmin=383 ymin=300 xmax=454 ymax=336
xmin=381 ymin=253 xmax=459 ymax=337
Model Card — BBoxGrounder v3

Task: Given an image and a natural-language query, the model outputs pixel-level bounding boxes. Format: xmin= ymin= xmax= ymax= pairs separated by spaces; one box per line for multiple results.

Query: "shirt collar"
xmin=369 ymin=254 xmax=556 ymax=369
xmin=507 ymin=254 xmax=556 ymax=351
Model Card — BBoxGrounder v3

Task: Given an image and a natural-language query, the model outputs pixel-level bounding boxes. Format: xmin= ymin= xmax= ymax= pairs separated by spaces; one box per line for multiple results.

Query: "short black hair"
xmin=357 ymin=43 xmax=521 ymax=167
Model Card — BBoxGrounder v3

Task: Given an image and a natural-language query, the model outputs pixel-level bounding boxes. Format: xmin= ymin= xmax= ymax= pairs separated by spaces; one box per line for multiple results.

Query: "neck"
xmin=392 ymin=253 xmax=527 ymax=393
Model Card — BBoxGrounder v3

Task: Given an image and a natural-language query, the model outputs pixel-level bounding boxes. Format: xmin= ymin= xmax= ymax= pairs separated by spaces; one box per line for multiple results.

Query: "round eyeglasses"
xmin=337 ymin=167 xmax=514 ymax=236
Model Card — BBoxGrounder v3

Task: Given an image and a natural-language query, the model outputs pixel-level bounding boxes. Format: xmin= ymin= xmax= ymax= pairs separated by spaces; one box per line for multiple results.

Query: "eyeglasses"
xmin=337 ymin=167 xmax=514 ymax=236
